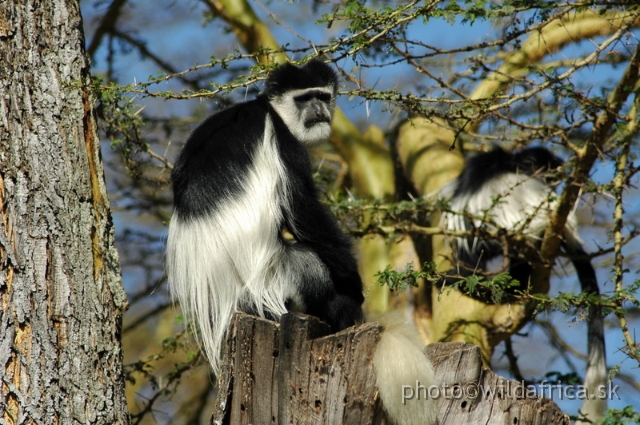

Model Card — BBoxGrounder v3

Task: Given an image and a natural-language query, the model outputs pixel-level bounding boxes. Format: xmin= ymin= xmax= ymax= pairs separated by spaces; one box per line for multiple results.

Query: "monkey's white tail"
xmin=568 ymin=240 xmax=607 ymax=424
xmin=575 ymin=311 xmax=607 ymax=425
xmin=373 ymin=313 xmax=438 ymax=425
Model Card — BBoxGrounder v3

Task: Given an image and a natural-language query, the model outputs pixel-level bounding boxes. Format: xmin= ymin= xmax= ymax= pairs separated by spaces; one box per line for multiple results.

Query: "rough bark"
xmin=0 ymin=1 xmax=129 ymax=424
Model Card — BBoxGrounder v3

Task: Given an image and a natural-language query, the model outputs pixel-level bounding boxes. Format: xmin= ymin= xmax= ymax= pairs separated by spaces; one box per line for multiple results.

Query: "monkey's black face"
xmin=270 ymin=87 xmax=335 ymax=144
xmin=295 ymin=90 xmax=332 ymax=127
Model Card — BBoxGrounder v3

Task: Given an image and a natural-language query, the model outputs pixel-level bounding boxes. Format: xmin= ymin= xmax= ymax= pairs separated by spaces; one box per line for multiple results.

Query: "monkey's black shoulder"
xmin=171 ymin=97 xmax=270 ymax=219
xmin=455 ymin=146 xmax=562 ymax=196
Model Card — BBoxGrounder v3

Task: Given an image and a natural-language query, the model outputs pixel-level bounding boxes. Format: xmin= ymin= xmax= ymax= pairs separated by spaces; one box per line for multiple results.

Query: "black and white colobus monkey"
xmin=167 ymin=60 xmax=363 ymax=370
xmin=439 ymin=146 xmax=606 ymax=423
xmin=166 ymin=60 xmax=436 ymax=424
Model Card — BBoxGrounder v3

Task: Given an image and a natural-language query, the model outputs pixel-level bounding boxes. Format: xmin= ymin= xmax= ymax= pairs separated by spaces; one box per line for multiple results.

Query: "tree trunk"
xmin=0 ymin=1 xmax=130 ymax=424
xmin=213 ymin=313 xmax=570 ymax=425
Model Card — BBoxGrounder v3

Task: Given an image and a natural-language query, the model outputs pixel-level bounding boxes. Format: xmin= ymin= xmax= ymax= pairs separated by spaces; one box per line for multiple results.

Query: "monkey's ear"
xmin=265 ymin=63 xmax=298 ymax=97
xmin=301 ymin=59 xmax=338 ymax=89
xmin=265 ymin=60 xmax=338 ymax=98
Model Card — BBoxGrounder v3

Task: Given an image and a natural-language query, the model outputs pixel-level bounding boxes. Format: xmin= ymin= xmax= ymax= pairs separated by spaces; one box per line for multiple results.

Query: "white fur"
xmin=441 ymin=173 xmax=580 ymax=256
xmin=576 ymin=314 xmax=607 ymax=425
xmin=269 ymin=87 xmax=334 ymax=144
xmin=166 ymin=115 xmax=328 ymax=374
xmin=373 ymin=313 xmax=438 ymax=425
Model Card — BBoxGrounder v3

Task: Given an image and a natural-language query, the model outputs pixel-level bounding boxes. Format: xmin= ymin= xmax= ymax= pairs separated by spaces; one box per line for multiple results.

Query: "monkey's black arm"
xmin=285 ymin=185 xmax=365 ymax=329
xmin=283 ymin=142 xmax=361 ymax=285
xmin=271 ymin=109 xmax=362 ymax=289
xmin=287 ymin=186 xmax=363 ymax=294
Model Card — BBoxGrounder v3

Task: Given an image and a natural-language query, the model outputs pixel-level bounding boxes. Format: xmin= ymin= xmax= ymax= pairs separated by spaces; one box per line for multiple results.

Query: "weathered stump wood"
xmin=427 ymin=343 xmax=570 ymax=424
xmin=211 ymin=313 xmax=569 ymax=425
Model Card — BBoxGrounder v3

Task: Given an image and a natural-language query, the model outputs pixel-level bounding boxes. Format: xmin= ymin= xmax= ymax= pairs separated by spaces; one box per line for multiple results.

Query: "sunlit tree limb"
xmin=469 ymin=10 xmax=640 ymax=130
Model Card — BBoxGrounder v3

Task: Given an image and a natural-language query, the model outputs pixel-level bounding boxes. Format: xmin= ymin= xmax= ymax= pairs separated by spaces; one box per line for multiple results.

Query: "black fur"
xmin=453 ymin=146 xmax=563 ymax=198
xmin=172 ymin=100 xmax=268 ymax=220
xmin=266 ymin=60 xmax=339 ymax=97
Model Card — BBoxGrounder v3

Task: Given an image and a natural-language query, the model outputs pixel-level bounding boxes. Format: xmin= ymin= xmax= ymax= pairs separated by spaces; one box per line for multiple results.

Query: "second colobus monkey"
xmin=439 ymin=146 xmax=606 ymax=423
xmin=166 ymin=60 xmax=436 ymax=424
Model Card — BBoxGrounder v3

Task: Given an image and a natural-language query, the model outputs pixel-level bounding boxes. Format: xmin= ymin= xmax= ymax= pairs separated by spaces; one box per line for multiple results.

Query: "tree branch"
xmin=535 ymin=41 xmax=640 ymax=293
xmin=87 ymin=0 xmax=128 ymax=58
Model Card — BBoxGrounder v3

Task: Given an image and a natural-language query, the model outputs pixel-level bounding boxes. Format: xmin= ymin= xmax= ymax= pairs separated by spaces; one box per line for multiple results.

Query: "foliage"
xmin=376 ymin=261 xmax=439 ymax=293
xmin=601 ymin=406 xmax=640 ymax=425
xmin=450 ymin=273 xmax=520 ymax=304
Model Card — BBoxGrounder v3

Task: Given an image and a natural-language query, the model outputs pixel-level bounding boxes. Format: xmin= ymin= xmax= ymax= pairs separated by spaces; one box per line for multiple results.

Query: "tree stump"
xmin=211 ymin=312 xmax=569 ymax=425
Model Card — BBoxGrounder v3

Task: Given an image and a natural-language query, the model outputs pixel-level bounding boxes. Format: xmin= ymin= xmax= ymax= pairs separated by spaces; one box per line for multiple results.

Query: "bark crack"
xmin=81 ymin=85 xmax=105 ymax=283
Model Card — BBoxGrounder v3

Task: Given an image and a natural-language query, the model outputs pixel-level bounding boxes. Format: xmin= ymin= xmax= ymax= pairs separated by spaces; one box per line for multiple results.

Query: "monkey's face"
xmin=270 ymin=87 xmax=335 ymax=144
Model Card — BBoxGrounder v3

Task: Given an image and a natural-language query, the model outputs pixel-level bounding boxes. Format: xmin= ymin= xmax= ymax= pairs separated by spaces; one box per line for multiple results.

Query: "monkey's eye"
xmin=294 ymin=92 xmax=332 ymax=103
xmin=316 ymin=93 xmax=331 ymax=103
xmin=295 ymin=93 xmax=314 ymax=103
